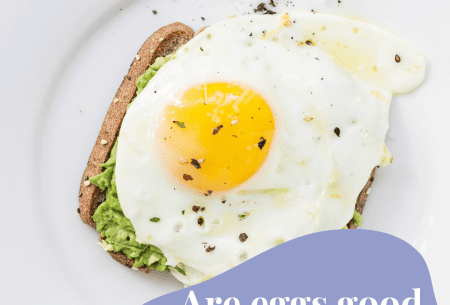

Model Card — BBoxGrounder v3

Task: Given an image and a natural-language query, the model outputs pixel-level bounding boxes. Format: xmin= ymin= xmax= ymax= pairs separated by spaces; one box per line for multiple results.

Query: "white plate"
xmin=1 ymin=0 xmax=449 ymax=304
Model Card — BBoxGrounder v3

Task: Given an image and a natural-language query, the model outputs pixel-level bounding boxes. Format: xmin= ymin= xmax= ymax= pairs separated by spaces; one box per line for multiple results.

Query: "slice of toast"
xmin=78 ymin=22 xmax=194 ymax=271
xmin=78 ymin=22 xmax=376 ymax=272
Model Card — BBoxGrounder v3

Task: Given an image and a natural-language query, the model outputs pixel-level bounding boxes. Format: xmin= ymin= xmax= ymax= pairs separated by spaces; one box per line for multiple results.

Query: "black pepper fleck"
xmin=77 ymin=208 xmax=80 ymax=213
xmin=206 ymin=246 xmax=216 ymax=252
xmin=183 ymin=174 xmax=193 ymax=181
xmin=334 ymin=127 xmax=341 ymax=137
xmin=395 ymin=54 xmax=401 ymax=63
xmin=254 ymin=3 xmax=267 ymax=12
xmin=258 ymin=137 xmax=267 ymax=150
xmin=212 ymin=124 xmax=223 ymax=135
xmin=239 ymin=233 xmax=248 ymax=242
xmin=192 ymin=205 xmax=200 ymax=213
xmin=191 ymin=158 xmax=201 ymax=169
xmin=152 ymin=10 xmax=157 ymax=15
xmin=198 ymin=217 xmax=204 ymax=226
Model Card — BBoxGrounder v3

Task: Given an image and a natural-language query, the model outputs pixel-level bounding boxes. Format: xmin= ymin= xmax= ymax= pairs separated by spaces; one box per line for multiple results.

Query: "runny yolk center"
xmin=157 ymin=82 xmax=275 ymax=194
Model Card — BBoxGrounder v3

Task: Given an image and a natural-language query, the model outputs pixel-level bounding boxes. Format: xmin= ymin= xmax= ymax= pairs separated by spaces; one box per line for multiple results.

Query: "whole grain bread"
xmin=78 ymin=21 xmax=376 ymax=272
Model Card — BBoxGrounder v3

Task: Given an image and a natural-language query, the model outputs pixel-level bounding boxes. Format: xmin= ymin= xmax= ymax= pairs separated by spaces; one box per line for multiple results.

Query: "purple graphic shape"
xmin=146 ymin=230 xmax=436 ymax=304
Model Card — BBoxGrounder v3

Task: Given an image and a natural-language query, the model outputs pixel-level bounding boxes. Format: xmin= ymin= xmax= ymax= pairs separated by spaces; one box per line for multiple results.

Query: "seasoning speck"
xmin=182 ymin=210 xmax=185 ymax=215
xmin=183 ymin=174 xmax=194 ymax=181
xmin=200 ymin=47 xmax=204 ymax=52
xmin=334 ymin=127 xmax=341 ymax=137
xmin=152 ymin=10 xmax=157 ymax=15
xmin=206 ymin=246 xmax=216 ymax=252
xmin=198 ymin=217 xmax=205 ymax=226
xmin=305 ymin=40 xmax=312 ymax=45
xmin=212 ymin=124 xmax=223 ymax=135
xmin=201 ymin=17 xmax=205 ymax=21
xmin=150 ymin=217 xmax=160 ymax=223
xmin=113 ymin=98 xmax=120 ymax=103
xmin=191 ymin=158 xmax=201 ymax=169
xmin=192 ymin=205 xmax=200 ymax=213
xmin=204 ymin=190 xmax=213 ymax=196
xmin=84 ymin=180 xmax=91 ymax=187
xmin=254 ymin=3 xmax=267 ymax=12
xmin=173 ymin=120 xmax=186 ymax=128
xmin=395 ymin=54 xmax=401 ymax=63
xmin=239 ymin=233 xmax=248 ymax=242
xmin=222 ymin=200 xmax=226 ymax=204
xmin=77 ymin=208 xmax=80 ymax=213
xmin=101 ymin=139 xmax=108 ymax=145
xmin=258 ymin=137 xmax=267 ymax=150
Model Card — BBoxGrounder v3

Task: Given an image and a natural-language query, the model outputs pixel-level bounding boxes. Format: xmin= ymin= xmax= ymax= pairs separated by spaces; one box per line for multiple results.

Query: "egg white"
xmin=115 ymin=12 xmax=425 ymax=285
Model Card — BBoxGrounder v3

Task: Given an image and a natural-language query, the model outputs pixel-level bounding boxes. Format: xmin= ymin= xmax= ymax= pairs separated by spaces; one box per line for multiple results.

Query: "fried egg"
xmin=116 ymin=12 xmax=426 ymax=285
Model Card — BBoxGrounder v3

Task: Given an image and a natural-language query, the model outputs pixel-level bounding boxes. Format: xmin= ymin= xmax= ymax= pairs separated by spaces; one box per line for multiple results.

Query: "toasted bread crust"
xmin=79 ymin=22 xmax=376 ymax=272
xmin=347 ymin=167 xmax=376 ymax=229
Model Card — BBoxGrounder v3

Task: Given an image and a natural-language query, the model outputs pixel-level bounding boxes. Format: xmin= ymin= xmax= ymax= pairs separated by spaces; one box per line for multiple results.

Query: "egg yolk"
xmin=157 ymin=82 xmax=275 ymax=194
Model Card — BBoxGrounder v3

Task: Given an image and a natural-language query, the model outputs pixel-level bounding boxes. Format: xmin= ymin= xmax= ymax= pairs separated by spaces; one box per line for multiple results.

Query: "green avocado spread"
xmin=89 ymin=54 xmax=183 ymax=273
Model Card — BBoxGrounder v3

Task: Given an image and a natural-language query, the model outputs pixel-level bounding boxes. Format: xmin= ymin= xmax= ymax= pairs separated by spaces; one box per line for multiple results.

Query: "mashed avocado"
xmin=353 ymin=210 xmax=363 ymax=227
xmin=89 ymin=54 xmax=182 ymax=272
